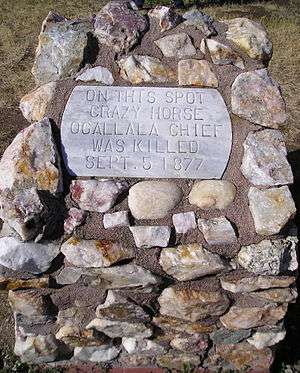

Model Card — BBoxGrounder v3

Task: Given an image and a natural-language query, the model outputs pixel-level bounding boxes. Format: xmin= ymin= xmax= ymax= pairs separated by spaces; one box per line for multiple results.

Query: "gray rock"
xmin=241 ymin=129 xmax=293 ymax=186
xmin=183 ymin=9 xmax=216 ymax=37
xmin=155 ymin=33 xmax=196 ymax=58
xmin=128 ymin=181 xmax=182 ymax=219
xmin=103 ymin=211 xmax=130 ymax=229
xmin=198 ymin=217 xmax=237 ymax=245
xmin=75 ymin=66 xmax=114 ymax=84
xmin=248 ymin=186 xmax=296 ymax=235
xmin=159 ymin=243 xmax=228 ymax=281
xmin=211 ymin=328 xmax=251 ymax=345
xmin=61 ymin=237 xmax=133 ymax=268
xmin=148 ymin=6 xmax=181 ymax=32
xmin=32 ymin=12 xmax=91 ymax=85
xmin=94 ymin=1 xmax=148 ymax=53
xmin=170 ymin=334 xmax=209 ymax=354
xmin=172 ymin=211 xmax=196 ymax=234
xmin=231 ymin=69 xmax=286 ymax=128
xmin=157 ymin=352 xmax=201 ymax=371
xmin=55 ymin=267 xmax=83 ymax=285
xmin=0 ymin=237 xmax=60 ymax=274
xmin=237 ymin=237 xmax=298 ymax=275
xmin=130 ymin=226 xmax=171 ymax=248
xmin=70 ymin=179 xmax=128 ymax=213
xmin=73 ymin=344 xmax=121 ymax=362
xmin=178 ymin=59 xmax=218 ymax=87
xmin=247 ymin=324 xmax=286 ymax=349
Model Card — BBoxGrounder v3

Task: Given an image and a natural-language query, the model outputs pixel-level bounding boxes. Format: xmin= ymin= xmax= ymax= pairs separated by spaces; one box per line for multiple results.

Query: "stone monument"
xmin=0 ymin=2 xmax=297 ymax=371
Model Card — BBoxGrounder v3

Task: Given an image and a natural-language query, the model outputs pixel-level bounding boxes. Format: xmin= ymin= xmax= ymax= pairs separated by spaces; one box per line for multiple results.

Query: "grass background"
xmin=0 ymin=0 xmax=300 ymax=372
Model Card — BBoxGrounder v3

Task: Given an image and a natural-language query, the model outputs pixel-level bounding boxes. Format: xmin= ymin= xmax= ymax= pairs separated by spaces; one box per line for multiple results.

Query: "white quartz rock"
xmin=172 ymin=212 xmax=196 ymax=234
xmin=130 ymin=226 xmax=171 ymax=248
xmin=76 ymin=66 xmax=114 ymax=85
xmin=122 ymin=337 xmax=166 ymax=355
xmin=198 ymin=217 xmax=237 ymax=245
xmin=103 ymin=211 xmax=130 ymax=229
xmin=74 ymin=344 xmax=120 ymax=362
xmin=247 ymin=325 xmax=286 ymax=349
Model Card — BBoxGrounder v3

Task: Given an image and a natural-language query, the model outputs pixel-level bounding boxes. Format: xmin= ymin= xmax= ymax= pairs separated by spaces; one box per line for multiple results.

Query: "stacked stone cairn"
xmin=0 ymin=2 xmax=297 ymax=371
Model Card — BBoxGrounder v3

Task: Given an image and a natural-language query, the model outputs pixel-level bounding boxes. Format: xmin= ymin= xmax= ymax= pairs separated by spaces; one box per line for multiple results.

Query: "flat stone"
xmin=61 ymin=237 xmax=133 ymax=268
xmin=170 ymin=334 xmax=209 ymax=354
xmin=32 ymin=12 xmax=90 ymax=85
xmin=155 ymin=33 xmax=196 ymax=58
xmin=198 ymin=217 xmax=237 ymax=245
xmin=172 ymin=212 xmax=196 ymax=234
xmin=189 ymin=180 xmax=236 ymax=210
xmin=211 ymin=329 xmax=251 ymax=345
xmin=0 ymin=276 xmax=49 ymax=291
xmin=200 ymin=39 xmax=244 ymax=69
xmin=94 ymin=1 xmax=148 ymax=53
xmin=76 ymin=66 xmax=114 ymax=85
xmin=248 ymin=186 xmax=296 ymax=235
xmin=0 ymin=237 xmax=60 ymax=274
xmin=220 ymin=273 xmax=296 ymax=293
xmin=178 ymin=59 xmax=218 ymax=87
xmin=57 ymin=306 xmax=89 ymax=327
xmin=19 ymin=82 xmax=57 ymax=122
xmin=241 ymin=129 xmax=293 ymax=186
xmin=70 ymin=179 xmax=128 ymax=213
xmin=103 ymin=211 xmax=130 ymax=229
xmin=183 ymin=9 xmax=217 ymax=37
xmin=157 ymin=352 xmax=201 ymax=371
xmin=128 ymin=181 xmax=182 ymax=219
xmin=122 ymin=337 xmax=166 ymax=355
xmin=254 ymin=287 xmax=297 ymax=303
xmin=118 ymin=353 xmax=153 ymax=367
xmin=55 ymin=267 xmax=83 ymax=285
xmin=220 ymin=303 xmax=288 ymax=330
xmin=148 ymin=6 xmax=181 ymax=32
xmin=225 ymin=17 xmax=272 ymax=61
xmin=159 ymin=243 xmax=228 ymax=281
xmin=73 ymin=344 xmax=121 ymax=362
xmin=153 ymin=315 xmax=216 ymax=334
xmin=87 ymin=318 xmax=152 ymax=339
xmin=237 ymin=237 xmax=298 ymax=275
xmin=118 ymin=55 xmax=175 ymax=84
xmin=64 ymin=208 xmax=86 ymax=235
xmin=130 ymin=226 xmax=171 ymax=248
xmin=55 ymin=325 xmax=107 ymax=348
xmin=158 ymin=286 xmax=229 ymax=322
xmin=215 ymin=342 xmax=273 ymax=371
xmin=61 ymin=86 xmax=232 ymax=179
xmin=231 ymin=69 xmax=286 ymax=128
xmin=247 ymin=325 xmax=286 ymax=349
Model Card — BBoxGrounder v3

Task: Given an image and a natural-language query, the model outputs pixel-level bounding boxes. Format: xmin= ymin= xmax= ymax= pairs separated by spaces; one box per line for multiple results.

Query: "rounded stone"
xmin=188 ymin=180 xmax=236 ymax=210
xmin=128 ymin=181 xmax=183 ymax=219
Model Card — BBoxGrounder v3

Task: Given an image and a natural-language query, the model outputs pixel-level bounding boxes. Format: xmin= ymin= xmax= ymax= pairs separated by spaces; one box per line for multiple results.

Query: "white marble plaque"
xmin=61 ymin=86 xmax=232 ymax=179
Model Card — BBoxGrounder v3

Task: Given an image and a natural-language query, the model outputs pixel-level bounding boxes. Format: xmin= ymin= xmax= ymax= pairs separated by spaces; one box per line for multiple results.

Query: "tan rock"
xmin=157 ymin=352 xmax=201 ymax=371
xmin=8 ymin=290 xmax=53 ymax=318
xmin=153 ymin=315 xmax=216 ymax=334
xmin=198 ymin=216 xmax=237 ymax=245
xmin=178 ymin=59 xmax=218 ymax=87
xmin=155 ymin=33 xmax=196 ymax=58
xmin=0 ymin=276 xmax=49 ymax=291
xmin=254 ymin=287 xmax=297 ymax=303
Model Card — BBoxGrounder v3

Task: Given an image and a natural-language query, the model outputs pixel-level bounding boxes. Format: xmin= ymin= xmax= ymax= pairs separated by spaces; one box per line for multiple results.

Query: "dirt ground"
xmin=0 ymin=0 xmax=299 ymax=372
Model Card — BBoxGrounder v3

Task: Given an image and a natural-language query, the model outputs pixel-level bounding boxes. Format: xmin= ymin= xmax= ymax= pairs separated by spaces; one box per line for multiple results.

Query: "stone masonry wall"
xmin=0 ymin=2 xmax=297 ymax=371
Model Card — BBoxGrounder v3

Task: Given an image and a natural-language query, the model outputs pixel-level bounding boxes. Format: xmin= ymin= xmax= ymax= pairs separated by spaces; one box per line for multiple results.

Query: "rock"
xmin=172 ymin=212 xmax=196 ymax=234
xmin=241 ymin=129 xmax=293 ymax=187
xmin=94 ymin=1 xmax=148 ymax=53
xmin=130 ymin=226 xmax=171 ymax=248
xmin=75 ymin=66 xmax=114 ymax=84
xmin=157 ymin=352 xmax=201 ymax=371
xmin=95 ymin=290 xmax=150 ymax=322
xmin=87 ymin=318 xmax=152 ymax=339
xmin=122 ymin=337 xmax=166 ymax=355
xmin=254 ymin=287 xmax=297 ymax=303
xmin=118 ymin=353 xmax=153 ymax=367
xmin=61 ymin=237 xmax=133 ymax=268
xmin=19 ymin=82 xmax=57 ymax=122
xmin=128 ymin=181 xmax=182 ymax=219
xmin=159 ymin=243 xmax=228 ymax=281
xmin=200 ymin=39 xmax=244 ymax=69
xmin=55 ymin=325 xmax=107 ymax=348
xmin=55 ymin=267 xmax=83 ymax=285
xmin=57 ymin=306 xmax=88 ymax=327
xmin=148 ymin=6 xmax=181 ymax=32
xmin=74 ymin=344 xmax=121 ymax=362
xmin=220 ymin=273 xmax=296 ymax=293
xmin=248 ymin=186 xmax=296 ymax=235
xmin=0 ymin=237 xmax=60 ymax=274
xmin=103 ymin=211 xmax=130 ymax=229
xmin=170 ymin=334 xmax=209 ymax=354
xmin=153 ymin=315 xmax=217 ymax=334
xmin=231 ymin=69 xmax=286 ymax=128
xmin=198 ymin=217 xmax=237 ymax=245
xmin=118 ymin=55 xmax=175 ymax=84
xmin=158 ymin=286 xmax=229 ymax=322
xmin=155 ymin=33 xmax=196 ymax=58
xmin=211 ymin=329 xmax=251 ymax=345
xmin=0 ymin=276 xmax=49 ymax=291
xmin=225 ymin=18 xmax=272 ymax=62
xmin=237 ymin=237 xmax=298 ymax=275
xmin=64 ymin=208 xmax=86 ymax=234
xmin=215 ymin=342 xmax=273 ymax=371
xmin=178 ymin=59 xmax=218 ymax=87
xmin=32 ymin=12 xmax=90 ymax=85
xmin=189 ymin=180 xmax=236 ymax=210
xmin=70 ymin=179 xmax=128 ymax=213
xmin=247 ymin=325 xmax=286 ymax=349
xmin=0 ymin=118 xmax=62 ymax=194
xmin=183 ymin=9 xmax=217 ymax=37
xmin=220 ymin=303 xmax=288 ymax=330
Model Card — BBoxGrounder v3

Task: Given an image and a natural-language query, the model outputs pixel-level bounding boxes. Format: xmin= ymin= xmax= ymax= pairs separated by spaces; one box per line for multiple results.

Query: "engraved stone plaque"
xmin=61 ymin=86 xmax=232 ymax=179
